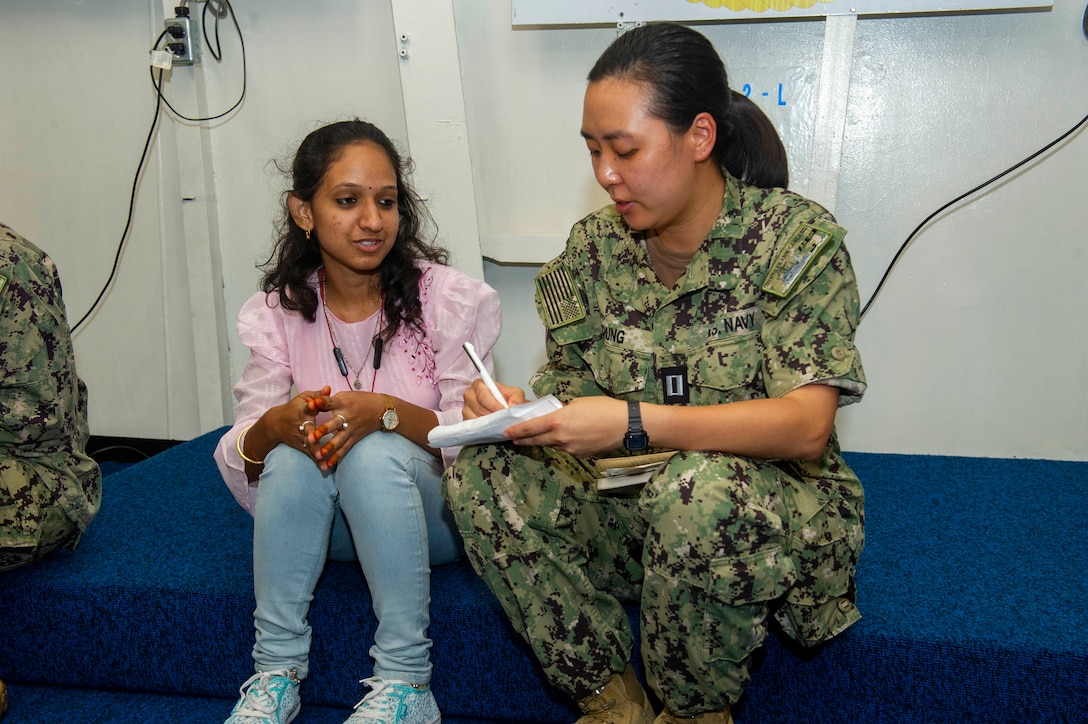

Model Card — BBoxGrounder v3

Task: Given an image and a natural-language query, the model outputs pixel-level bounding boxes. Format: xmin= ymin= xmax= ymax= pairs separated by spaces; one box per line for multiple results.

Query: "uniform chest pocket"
xmin=691 ymin=335 xmax=762 ymax=393
xmin=593 ymin=342 xmax=652 ymax=396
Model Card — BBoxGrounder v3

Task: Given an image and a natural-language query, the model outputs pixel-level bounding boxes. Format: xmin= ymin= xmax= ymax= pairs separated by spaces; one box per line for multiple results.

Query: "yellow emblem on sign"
xmin=688 ymin=0 xmax=835 ymax=11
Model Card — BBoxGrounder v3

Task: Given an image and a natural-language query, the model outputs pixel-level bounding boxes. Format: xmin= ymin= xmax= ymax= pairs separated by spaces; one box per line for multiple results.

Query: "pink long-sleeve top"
xmin=214 ymin=263 xmax=502 ymax=514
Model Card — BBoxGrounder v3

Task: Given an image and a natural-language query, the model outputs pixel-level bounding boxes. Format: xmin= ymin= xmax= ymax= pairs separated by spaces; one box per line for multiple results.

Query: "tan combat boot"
xmin=576 ymin=664 xmax=653 ymax=724
xmin=654 ymin=706 xmax=733 ymax=723
xmin=0 ymin=678 xmax=8 ymax=718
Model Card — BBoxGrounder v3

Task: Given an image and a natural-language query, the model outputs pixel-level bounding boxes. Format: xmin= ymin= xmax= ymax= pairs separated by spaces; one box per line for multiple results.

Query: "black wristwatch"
xmin=623 ymin=400 xmax=649 ymax=452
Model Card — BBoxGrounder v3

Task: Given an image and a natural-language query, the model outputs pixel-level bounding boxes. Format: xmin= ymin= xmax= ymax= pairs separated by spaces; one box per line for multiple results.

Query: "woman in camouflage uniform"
xmin=444 ymin=23 xmax=866 ymax=724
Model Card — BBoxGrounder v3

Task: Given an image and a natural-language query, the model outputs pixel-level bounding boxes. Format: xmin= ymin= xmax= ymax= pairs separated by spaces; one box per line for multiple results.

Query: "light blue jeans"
xmin=251 ymin=432 xmax=462 ymax=685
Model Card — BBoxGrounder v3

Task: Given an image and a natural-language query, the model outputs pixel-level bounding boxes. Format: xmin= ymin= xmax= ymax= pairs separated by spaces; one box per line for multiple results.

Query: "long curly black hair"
xmin=259 ymin=119 xmax=449 ymax=340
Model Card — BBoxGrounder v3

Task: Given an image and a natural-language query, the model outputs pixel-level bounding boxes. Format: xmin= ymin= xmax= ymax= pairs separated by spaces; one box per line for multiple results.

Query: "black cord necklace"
xmin=318 ymin=268 xmax=384 ymax=391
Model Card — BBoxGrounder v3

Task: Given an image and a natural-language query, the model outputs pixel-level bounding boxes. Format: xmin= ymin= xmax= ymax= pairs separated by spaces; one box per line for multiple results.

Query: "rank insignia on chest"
xmin=660 ymin=365 xmax=689 ymax=405
xmin=0 ymin=273 xmax=8 ymax=310
xmin=761 ymin=222 xmax=840 ymax=298
xmin=536 ymin=264 xmax=586 ymax=329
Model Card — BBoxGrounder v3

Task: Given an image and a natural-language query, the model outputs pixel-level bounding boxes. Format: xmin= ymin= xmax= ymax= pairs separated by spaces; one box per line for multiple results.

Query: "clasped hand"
xmin=283 ymin=385 xmax=384 ymax=472
xmin=462 ymin=378 xmax=628 ymax=458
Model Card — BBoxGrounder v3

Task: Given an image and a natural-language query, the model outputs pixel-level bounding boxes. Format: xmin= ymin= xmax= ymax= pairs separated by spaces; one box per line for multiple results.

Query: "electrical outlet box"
xmin=164 ymin=16 xmax=196 ymax=65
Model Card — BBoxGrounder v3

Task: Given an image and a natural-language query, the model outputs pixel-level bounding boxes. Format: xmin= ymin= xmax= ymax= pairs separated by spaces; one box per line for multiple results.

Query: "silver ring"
xmin=298 ymin=420 xmax=316 ymax=434
xmin=334 ymin=413 xmax=349 ymax=430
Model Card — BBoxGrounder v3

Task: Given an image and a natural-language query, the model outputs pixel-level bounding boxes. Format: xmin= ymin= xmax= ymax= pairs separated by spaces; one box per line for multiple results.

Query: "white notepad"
xmin=428 ymin=395 xmax=564 ymax=448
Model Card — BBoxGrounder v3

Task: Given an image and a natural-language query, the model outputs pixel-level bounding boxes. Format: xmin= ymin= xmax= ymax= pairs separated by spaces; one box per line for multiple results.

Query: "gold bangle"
xmin=236 ymin=424 xmax=265 ymax=466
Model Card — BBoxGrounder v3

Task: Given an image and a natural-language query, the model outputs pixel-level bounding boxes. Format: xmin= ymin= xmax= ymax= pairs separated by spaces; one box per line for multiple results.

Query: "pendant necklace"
xmin=319 ymin=268 xmax=384 ymax=391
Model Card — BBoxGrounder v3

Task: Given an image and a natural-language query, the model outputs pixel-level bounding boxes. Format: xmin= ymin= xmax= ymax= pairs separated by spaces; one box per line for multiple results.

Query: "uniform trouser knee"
xmin=638 ymin=452 xmax=798 ymax=715
xmin=442 ymin=445 xmax=853 ymax=711
xmin=0 ymin=505 xmax=80 ymax=572
xmin=444 ymin=443 xmax=638 ymax=698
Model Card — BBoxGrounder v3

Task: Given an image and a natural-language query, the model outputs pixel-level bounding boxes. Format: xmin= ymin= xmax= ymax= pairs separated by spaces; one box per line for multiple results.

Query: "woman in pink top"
xmin=213 ymin=120 xmax=501 ymax=724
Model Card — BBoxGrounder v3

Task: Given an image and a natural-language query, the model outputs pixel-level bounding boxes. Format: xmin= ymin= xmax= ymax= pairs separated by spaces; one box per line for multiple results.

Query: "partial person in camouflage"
xmin=0 ymin=221 xmax=101 ymax=574
xmin=443 ymin=23 xmax=866 ymax=724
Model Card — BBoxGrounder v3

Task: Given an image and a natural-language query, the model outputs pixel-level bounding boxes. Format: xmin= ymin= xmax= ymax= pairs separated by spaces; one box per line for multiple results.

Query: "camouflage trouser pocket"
xmin=641 ymin=545 xmax=795 ymax=709
xmin=703 ymin=546 xmax=796 ymax=664
xmin=774 ymin=497 xmax=862 ymax=645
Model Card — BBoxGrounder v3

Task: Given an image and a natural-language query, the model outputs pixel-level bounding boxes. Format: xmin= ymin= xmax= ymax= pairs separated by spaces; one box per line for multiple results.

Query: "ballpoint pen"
xmin=463 ymin=341 xmax=509 ymax=409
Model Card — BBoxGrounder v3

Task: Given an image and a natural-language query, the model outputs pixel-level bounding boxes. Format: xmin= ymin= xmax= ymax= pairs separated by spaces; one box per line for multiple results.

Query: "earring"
xmin=305 ymin=229 xmax=311 ymax=240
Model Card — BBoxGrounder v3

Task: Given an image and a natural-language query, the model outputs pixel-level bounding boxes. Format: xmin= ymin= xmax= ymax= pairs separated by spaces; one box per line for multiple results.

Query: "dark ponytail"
xmin=719 ymin=90 xmax=789 ymax=189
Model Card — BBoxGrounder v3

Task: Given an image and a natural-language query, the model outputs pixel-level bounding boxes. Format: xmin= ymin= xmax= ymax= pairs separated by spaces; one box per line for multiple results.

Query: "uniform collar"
xmin=602 ymin=170 xmax=744 ymax=314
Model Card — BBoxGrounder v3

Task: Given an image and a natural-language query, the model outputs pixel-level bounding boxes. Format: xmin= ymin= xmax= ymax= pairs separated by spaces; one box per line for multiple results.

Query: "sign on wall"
xmin=512 ymin=0 xmax=1052 ymax=25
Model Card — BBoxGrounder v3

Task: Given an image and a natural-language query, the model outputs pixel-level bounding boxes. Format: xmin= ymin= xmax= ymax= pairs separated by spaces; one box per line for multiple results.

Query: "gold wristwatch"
xmin=379 ymin=395 xmax=400 ymax=432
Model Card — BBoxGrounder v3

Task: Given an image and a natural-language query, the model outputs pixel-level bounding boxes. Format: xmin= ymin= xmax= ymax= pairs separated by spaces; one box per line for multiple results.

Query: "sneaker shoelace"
xmin=351 ymin=677 xmax=424 ymax=722
xmin=232 ymin=671 xmax=291 ymax=717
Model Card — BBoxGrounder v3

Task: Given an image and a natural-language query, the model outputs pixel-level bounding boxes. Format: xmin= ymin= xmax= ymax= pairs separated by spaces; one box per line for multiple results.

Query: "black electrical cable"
xmin=202 ymin=0 xmax=225 ymax=61
xmin=87 ymin=444 xmax=152 ymax=461
xmin=150 ymin=0 xmax=246 ymax=123
xmin=74 ymin=5 xmax=246 ymax=332
xmin=860 ymin=108 xmax=1088 ymax=321
xmin=70 ymin=33 xmax=168 ymax=334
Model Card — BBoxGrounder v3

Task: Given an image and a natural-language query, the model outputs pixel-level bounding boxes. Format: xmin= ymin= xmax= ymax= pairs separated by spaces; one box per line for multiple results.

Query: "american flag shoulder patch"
xmin=536 ymin=264 xmax=586 ymax=329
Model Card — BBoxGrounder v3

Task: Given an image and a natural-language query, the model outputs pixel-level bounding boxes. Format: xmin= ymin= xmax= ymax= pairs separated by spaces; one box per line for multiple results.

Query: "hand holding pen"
xmin=462 ymin=341 xmax=526 ymax=417
xmin=463 ymin=341 xmax=507 ymax=409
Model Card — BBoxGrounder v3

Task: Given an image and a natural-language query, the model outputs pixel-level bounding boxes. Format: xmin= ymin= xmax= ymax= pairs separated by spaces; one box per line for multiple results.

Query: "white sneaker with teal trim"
xmin=224 ymin=669 xmax=301 ymax=724
xmin=344 ymin=677 xmax=440 ymax=723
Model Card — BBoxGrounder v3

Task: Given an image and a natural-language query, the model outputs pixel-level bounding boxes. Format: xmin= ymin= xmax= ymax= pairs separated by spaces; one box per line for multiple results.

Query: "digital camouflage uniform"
xmin=0 ymin=223 xmax=101 ymax=572
xmin=443 ymin=172 xmax=866 ymax=716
